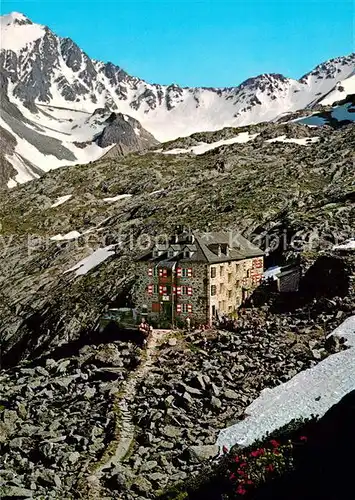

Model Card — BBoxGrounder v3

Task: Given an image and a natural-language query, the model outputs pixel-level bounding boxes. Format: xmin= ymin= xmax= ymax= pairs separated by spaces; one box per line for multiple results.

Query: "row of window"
xmin=148 ymin=267 xmax=193 ymax=278
xmin=242 ymin=275 xmax=262 ymax=286
xmin=210 ymin=275 xmax=262 ymax=296
xmin=211 ymin=285 xmax=234 ymax=298
xmin=153 ymin=249 xmax=192 ymax=259
xmin=210 ymin=258 xmax=263 ymax=279
xmin=151 ymin=303 xmax=193 ymax=313
xmin=147 ymin=284 xmax=193 ymax=296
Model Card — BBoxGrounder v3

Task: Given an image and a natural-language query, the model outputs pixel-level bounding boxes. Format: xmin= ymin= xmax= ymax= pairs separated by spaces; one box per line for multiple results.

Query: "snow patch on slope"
xmin=50 ymin=231 xmax=81 ymax=241
xmin=217 ymin=316 xmax=355 ymax=451
xmin=333 ymin=239 xmax=355 ymax=250
xmin=265 ymin=135 xmax=320 ymax=145
xmin=51 ymin=195 xmax=72 ymax=208
xmin=5 ymin=152 xmax=39 ymax=184
xmin=320 ymin=73 xmax=355 ymax=105
xmin=102 ymin=194 xmax=132 ymax=202
xmin=64 ymin=245 xmax=116 ymax=277
xmin=162 ymin=132 xmax=259 ymax=155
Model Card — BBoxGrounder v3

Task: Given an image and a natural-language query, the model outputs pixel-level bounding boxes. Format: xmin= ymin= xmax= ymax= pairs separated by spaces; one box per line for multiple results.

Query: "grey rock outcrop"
xmin=96 ymin=112 xmax=159 ymax=153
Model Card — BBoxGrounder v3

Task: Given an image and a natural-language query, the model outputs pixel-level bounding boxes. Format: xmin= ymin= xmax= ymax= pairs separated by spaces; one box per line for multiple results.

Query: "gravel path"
xmin=86 ymin=330 xmax=171 ymax=498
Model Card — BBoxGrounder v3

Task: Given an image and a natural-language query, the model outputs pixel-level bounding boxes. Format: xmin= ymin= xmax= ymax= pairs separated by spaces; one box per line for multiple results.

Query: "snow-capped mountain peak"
xmin=1 ymin=11 xmax=32 ymax=26
xmin=0 ymin=12 xmax=354 ymax=189
xmin=0 ymin=12 xmax=45 ymax=52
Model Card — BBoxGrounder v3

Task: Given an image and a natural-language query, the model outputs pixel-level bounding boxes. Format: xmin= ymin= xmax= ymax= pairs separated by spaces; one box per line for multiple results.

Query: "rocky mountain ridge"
xmin=1 ymin=12 xmax=354 ymax=187
xmin=0 ymin=113 xmax=354 ymax=500
xmin=0 ymin=118 xmax=353 ymax=368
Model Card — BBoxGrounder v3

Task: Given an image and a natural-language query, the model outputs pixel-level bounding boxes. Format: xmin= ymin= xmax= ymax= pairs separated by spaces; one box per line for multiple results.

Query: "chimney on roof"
xmin=187 ymin=233 xmax=195 ymax=244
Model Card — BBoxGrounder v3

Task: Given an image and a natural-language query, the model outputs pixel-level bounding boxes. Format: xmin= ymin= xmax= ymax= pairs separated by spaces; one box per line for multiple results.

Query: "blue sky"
xmin=1 ymin=0 xmax=354 ymax=87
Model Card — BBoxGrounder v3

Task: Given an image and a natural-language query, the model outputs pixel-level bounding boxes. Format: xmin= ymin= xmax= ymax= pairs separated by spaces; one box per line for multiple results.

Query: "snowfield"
xmin=64 ymin=245 xmax=116 ymax=277
xmin=50 ymin=231 xmax=81 ymax=241
xmin=160 ymin=132 xmax=321 ymax=156
xmin=333 ymin=239 xmax=355 ymax=251
xmin=265 ymin=136 xmax=320 ymax=145
xmin=102 ymin=194 xmax=132 ymax=202
xmin=162 ymin=132 xmax=259 ymax=155
xmin=320 ymin=72 xmax=355 ymax=106
xmin=1 ymin=12 xmax=355 ymax=185
xmin=0 ymin=12 xmax=45 ymax=51
xmin=217 ymin=316 xmax=355 ymax=451
xmin=50 ymin=195 xmax=72 ymax=208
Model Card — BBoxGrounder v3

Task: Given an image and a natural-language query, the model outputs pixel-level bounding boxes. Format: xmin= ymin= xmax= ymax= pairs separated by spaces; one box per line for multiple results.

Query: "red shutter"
xmin=163 ymin=286 xmax=167 ymax=295
xmin=159 ymin=268 xmax=163 ymax=277
xmin=187 ymin=268 xmax=192 ymax=277
xmin=147 ymin=284 xmax=153 ymax=295
xmin=159 ymin=285 xmax=163 ymax=295
xmin=148 ymin=267 xmax=153 ymax=277
xmin=177 ymin=268 xmax=182 ymax=277
xmin=176 ymin=286 xmax=182 ymax=296
xmin=252 ymin=275 xmax=262 ymax=285
xmin=163 ymin=268 xmax=168 ymax=277
xmin=187 ymin=286 xmax=192 ymax=296
xmin=173 ymin=285 xmax=176 ymax=294
xmin=187 ymin=304 xmax=192 ymax=313
xmin=176 ymin=304 xmax=182 ymax=313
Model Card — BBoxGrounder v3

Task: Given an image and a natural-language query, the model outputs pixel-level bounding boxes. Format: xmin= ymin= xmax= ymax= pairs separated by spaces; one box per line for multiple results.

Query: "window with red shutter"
xmin=187 ymin=286 xmax=192 ymax=296
xmin=177 ymin=268 xmax=182 ymax=277
xmin=176 ymin=304 xmax=182 ymax=313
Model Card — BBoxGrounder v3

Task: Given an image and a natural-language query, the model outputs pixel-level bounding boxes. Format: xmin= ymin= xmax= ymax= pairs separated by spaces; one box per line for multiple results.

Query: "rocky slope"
xmin=0 ymin=115 xmax=354 ymax=498
xmin=1 ymin=12 xmax=354 ymax=187
xmin=0 ymin=338 xmax=142 ymax=499
xmin=0 ymin=299 xmax=352 ymax=499
xmin=0 ymin=119 xmax=353 ymax=367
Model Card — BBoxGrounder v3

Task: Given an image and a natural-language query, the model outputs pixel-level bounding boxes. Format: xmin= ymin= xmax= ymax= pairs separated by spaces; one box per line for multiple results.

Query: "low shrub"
xmin=227 ymin=435 xmax=308 ymax=497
